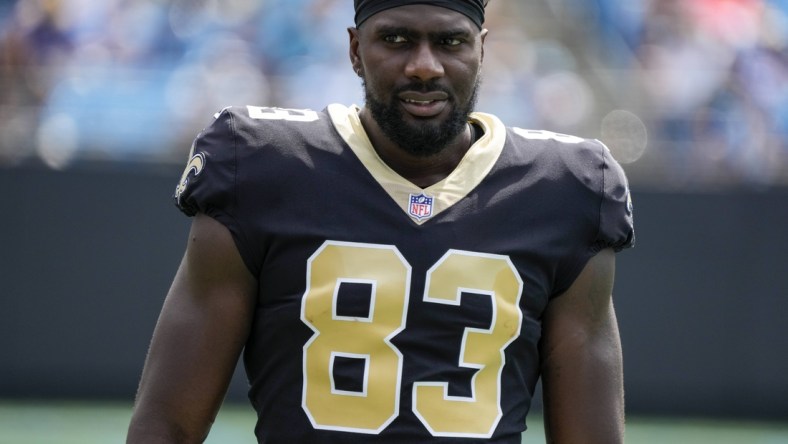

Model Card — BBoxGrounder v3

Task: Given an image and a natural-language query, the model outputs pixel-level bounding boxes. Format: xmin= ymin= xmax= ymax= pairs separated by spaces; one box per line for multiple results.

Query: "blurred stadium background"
xmin=1 ymin=0 xmax=787 ymax=442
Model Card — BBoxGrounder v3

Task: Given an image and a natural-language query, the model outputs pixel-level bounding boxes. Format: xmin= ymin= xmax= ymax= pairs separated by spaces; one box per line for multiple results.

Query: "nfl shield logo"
xmin=409 ymin=193 xmax=434 ymax=221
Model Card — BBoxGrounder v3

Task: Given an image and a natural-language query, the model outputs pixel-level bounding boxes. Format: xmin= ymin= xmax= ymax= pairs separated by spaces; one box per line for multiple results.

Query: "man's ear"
xmin=348 ymin=27 xmax=363 ymax=77
xmin=480 ymin=28 xmax=488 ymax=63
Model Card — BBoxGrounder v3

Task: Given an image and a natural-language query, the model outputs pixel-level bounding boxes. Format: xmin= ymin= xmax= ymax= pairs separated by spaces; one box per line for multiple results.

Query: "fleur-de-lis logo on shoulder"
xmin=174 ymin=151 xmax=206 ymax=203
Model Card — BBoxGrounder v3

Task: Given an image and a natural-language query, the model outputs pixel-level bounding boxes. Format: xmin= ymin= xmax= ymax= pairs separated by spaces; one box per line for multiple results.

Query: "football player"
xmin=127 ymin=1 xmax=634 ymax=443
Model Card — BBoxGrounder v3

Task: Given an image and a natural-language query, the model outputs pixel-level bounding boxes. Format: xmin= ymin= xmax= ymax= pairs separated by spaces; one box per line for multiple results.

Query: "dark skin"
xmin=127 ymin=214 xmax=257 ymax=443
xmin=540 ymin=248 xmax=625 ymax=443
xmin=127 ymin=5 xmax=624 ymax=443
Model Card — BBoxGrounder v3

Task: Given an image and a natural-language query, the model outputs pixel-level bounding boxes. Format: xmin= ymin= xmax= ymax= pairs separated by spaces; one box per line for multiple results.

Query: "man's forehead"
xmin=363 ymin=5 xmax=478 ymax=32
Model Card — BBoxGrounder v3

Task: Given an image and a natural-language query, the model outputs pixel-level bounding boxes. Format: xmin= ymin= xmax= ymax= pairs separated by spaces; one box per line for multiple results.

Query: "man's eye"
xmin=442 ymin=38 xmax=462 ymax=46
xmin=383 ymin=35 xmax=407 ymax=44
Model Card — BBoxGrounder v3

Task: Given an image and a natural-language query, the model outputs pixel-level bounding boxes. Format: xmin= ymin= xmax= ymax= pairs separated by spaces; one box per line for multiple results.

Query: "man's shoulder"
xmin=501 ymin=125 xmax=617 ymax=169
xmin=489 ymin=124 xmax=629 ymax=199
xmin=215 ymin=105 xmax=331 ymax=135
xmin=200 ymin=105 xmax=348 ymax=158
xmin=470 ymin=112 xmax=605 ymax=157
xmin=504 ymin=126 xmax=602 ymax=153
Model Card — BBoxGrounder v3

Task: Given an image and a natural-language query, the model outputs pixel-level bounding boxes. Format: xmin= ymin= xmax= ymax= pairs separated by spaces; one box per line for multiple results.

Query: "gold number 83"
xmin=301 ymin=241 xmax=523 ymax=438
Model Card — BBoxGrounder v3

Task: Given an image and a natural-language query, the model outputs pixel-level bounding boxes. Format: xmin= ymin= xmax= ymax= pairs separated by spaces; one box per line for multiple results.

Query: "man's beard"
xmin=363 ymin=79 xmax=480 ymax=157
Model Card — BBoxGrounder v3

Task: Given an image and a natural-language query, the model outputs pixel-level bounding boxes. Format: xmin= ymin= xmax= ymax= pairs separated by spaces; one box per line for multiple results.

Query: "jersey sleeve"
xmin=593 ymin=143 xmax=635 ymax=253
xmin=552 ymin=138 xmax=635 ymax=296
xmin=173 ymin=107 xmax=241 ymax=231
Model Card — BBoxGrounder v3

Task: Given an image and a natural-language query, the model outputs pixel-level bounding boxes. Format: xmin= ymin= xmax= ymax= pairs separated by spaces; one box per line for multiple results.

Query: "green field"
xmin=1 ymin=400 xmax=787 ymax=443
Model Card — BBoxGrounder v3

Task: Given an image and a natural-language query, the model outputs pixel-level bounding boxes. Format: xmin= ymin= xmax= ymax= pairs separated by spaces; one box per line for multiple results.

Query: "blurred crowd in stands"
xmin=0 ymin=0 xmax=786 ymax=189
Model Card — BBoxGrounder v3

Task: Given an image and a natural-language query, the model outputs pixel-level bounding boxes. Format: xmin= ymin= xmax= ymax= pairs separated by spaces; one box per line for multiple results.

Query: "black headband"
xmin=354 ymin=0 xmax=486 ymax=30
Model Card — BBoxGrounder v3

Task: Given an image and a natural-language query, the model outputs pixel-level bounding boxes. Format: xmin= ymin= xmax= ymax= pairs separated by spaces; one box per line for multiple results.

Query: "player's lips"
xmin=399 ymin=91 xmax=449 ymax=118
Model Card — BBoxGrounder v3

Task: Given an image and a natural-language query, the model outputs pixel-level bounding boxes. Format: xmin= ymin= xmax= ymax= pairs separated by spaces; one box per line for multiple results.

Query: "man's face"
xmin=351 ymin=5 xmax=486 ymax=156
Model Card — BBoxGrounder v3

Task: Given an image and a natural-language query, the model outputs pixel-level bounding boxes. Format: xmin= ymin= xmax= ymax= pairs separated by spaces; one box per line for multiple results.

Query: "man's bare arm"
xmin=127 ymin=214 xmax=257 ymax=443
xmin=540 ymin=248 xmax=625 ymax=443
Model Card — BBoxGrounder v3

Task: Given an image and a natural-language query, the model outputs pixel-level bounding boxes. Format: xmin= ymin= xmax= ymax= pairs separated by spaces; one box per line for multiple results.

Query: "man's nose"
xmin=404 ymin=43 xmax=444 ymax=82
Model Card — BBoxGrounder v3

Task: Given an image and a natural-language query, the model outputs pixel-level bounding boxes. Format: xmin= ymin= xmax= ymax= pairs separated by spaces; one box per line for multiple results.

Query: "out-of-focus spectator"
xmin=0 ymin=0 xmax=72 ymax=165
xmin=630 ymin=0 xmax=787 ymax=187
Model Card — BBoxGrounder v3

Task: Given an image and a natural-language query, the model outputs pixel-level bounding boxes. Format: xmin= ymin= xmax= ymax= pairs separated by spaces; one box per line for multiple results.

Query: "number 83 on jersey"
xmin=301 ymin=240 xmax=524 ymax=438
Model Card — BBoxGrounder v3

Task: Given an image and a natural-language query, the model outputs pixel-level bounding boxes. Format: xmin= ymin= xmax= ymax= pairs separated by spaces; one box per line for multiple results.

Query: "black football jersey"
xmin=174 ymin=104 xmax=634 ymax=443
